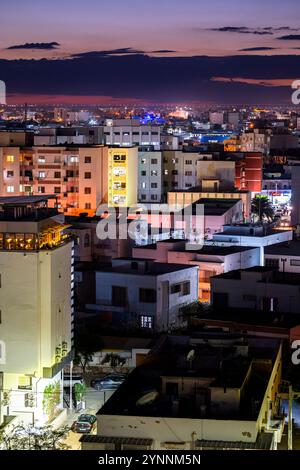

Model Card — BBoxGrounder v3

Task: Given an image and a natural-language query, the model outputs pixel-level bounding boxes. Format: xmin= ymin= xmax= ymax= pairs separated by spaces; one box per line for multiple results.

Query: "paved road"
xmin=63 ymin=387 xmax=115 ymax=450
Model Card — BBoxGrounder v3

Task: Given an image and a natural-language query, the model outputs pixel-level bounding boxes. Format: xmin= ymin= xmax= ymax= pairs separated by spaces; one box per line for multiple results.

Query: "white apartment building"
xmin=0 ymin=196 xmax=73 ymax=427
xmin=211 ymin=266 xmax=300 ymax=314
xmin=207 ymin=224 xmax=293 ymax=264
xmin=92 ymin=258 xmax=199 ymax=331
xmin=265 ymin=240 xmax=300 ymax=273
xmin=138 ymin=151 xmax=163 ymax=202
xmin=133 ymin=240 xmax=260 ymax=302
xmin=104 ymin=119 xmax=161 ymax=149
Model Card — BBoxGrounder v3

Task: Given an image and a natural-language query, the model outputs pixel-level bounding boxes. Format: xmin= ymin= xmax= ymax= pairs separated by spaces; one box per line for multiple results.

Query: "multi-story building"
xmin=265 ymin=240 xmax=300 ymax=273
xmin=168 ymin=189 xmax=251 ymax=221
xmin=138 ymin=150 xmax=163 ymax=202
xmin=80 ymin=334 xmax=284 ymax=450
xmin=0 ymin=196 xmax=73 ymax=426
xmin=91 ymin=258 xmax=199 ymax=331
xmin=162 ymin=151 xmax=214 ymax=192
xmin=206 ymin=224 xmax=293 ymax=265
xmin=34 ymin=127 xmax=105 ymax=146
xmin=104 ymin=119 xmax=161 ymax=149
xmin=240 ymin=129 xmax=271 ymax=155
xmin=0 ymin=145 xmax=138 ymax=215
xmin=107 ymin=146 xmax=138 ymax=207
xmin=211 ymin=266 xmax=300 ymax=314
xmin=133 ymin=240 xmax=260 ymax=302
xmin=233 ymin=152 xmax=263 ymax=193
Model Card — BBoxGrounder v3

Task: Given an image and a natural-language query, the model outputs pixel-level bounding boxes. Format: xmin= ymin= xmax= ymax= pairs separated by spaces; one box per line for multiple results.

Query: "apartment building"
xmin=0 ymin=145 xmax=138 ymax=215
xmin=168 ymin=189 xmax=251 ymax=221
xmin=0 ymin=196 xmax=73 ymax=426
xmin=33 ymin=126 xmax=105 ymax=146
xmin=264 ymin=240 xmax=300 ymax=273
xmin=207 ymin=224 xmax=293 ymax=264
xmin=162 ymin=151 xmax=213 ymax=192
xmin=108 ymin=146 xmax=138 ymax=207
xmin=211 ymin=266 xmax=300 ymax=314
xmin=91 ymin=258 xmax=199 ymax=331
xmin=133 ymin=241 xmax=260 ymax=302
xmin=240 ymin=129 xmax=271 ymax=155
xmin=80 ymin=334 xmax=283 ymax=450
xmin=138 ymin=150 xmax=163 ymax=202
xmin=104 ymin=119 xmax=161 ymax=149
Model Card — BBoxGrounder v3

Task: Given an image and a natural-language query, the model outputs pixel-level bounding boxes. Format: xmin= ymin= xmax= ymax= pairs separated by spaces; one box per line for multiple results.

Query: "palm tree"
xmin=251 ymin=196 xmax=274 ymax=222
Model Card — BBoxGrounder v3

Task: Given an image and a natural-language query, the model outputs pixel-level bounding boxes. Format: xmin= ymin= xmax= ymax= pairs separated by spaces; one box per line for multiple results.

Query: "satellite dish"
xmin=136 ymin=391 xmax=159 ymax=407
xmin=187 ymin=349 xmax=195 ymax=361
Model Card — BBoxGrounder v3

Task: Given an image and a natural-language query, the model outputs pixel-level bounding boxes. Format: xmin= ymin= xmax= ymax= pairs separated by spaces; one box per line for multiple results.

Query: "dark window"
xmin=54 ymin=172 xmax=61 ymax=178
xmin=7 ymin=171 xmax=14 ymax=177
xmin=151 ymin=159 xmax=158 ymax=164
xmin=139 ymin=288 xmax=157 ymax=303
xmin=85 ymin=156 xmax=92 ymax=163
xmin=265 ymin=258 xmax=279 ymax=269
xmin=84 ymin=172 xmax=91 ymax=179
xmin=151 ymin=183 xmax=157 ymax=188
xmin=84 ymin=187 xmax=92 ymax=194
xmin=112 ymin=286 xmax=127 ymax=307
xmin=85 ymin=203 xmax=91 ymax=209
xmin=141 ymin=171 xmax=146 ymax=176
xmin=171 ymin=284 xmax=181 ymax=294
xmin=84 ymin=233 xmax=90 ymax=247
xmin=54 ymin=187 xmax=61 ymax=193
xmin=172 ymin=170 xmax=178 ymax=175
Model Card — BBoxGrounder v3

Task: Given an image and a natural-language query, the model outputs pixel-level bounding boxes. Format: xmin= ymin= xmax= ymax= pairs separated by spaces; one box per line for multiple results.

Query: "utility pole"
xmin=281 ymin=258 xmax=287 ymax=278
xmin=288 ymin=384 xmax=293 ymax=450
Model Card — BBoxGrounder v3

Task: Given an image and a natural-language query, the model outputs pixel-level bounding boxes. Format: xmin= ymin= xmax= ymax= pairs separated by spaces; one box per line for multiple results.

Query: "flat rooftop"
xmin=265 ymin=240 xmax=300 ymax=256
xmin=213 ymin=266 xmax=300 ymax=285
xmin=0 ymin=195 xmax=56 ymax=206
xmin=98 ymin=334 xmax=279 ymax=421
xmin=184 ymin=198 xmax=242 ymax=216
xmin=96 ymin=261 xmax=198 ymax=276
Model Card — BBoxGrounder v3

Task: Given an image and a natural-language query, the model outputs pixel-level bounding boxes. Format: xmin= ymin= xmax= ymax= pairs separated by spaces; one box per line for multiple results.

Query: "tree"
xmin=74 ymin=333 xmax=103 ymax=373
xmin=251 ymin=195 xmax=274 ymax=222
xmin=73 ymin=383 xmax=86 ymax=404
xmin=0 ymin=424 xmax=70 ymax=450
xmin=42 ymin=382 xmax=61 ymax=421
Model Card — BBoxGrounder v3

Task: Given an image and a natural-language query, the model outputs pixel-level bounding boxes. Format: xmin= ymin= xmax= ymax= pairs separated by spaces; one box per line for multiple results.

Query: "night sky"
xmin=1 ymin=0 xmax=300 ymax=104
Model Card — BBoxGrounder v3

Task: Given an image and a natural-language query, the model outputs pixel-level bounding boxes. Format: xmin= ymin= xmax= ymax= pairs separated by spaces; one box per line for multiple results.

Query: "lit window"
xmin=6 ymin=155 xmax=14 ymax=162
xmin=38 ymin=156 xmax=45 ymax=163
xmin=140 ymin=315 xmax=153 ymax=328
xmin=7 ymin=186 xmax=14 ymax=193
xmin=38 ymin=171 xmax=45 ymax=179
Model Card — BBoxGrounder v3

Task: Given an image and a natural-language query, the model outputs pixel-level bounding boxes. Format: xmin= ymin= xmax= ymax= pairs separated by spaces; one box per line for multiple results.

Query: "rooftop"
xmin=98 ymin=334 xmax=279 ymax=421
xmin=265 ymin=240 xmax=300 ymax=256
xmin=212 ymin=266 xmax=300 ymax=285
xmin=183 ymin=198 xmax=242 ymax=216
xmin=96 ymin=259 xmax=198 ymax=276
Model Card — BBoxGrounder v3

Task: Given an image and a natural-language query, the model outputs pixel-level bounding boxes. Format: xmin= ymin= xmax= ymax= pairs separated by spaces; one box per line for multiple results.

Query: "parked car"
xmin=90 ymin=373 xmax=127 ymax=391
xmin=71 ymin=414 xmax=97 ymax=433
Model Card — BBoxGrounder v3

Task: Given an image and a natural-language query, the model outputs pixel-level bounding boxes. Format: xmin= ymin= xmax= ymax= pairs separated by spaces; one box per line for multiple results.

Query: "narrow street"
xmin=63 ymin=388 xmax=115 ymax=450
